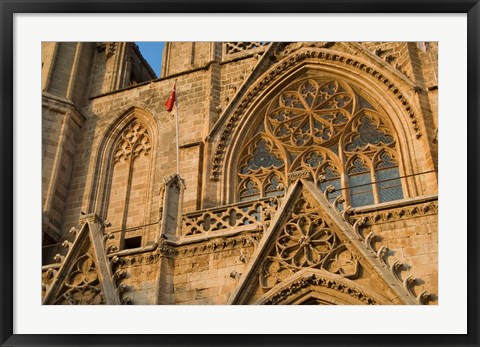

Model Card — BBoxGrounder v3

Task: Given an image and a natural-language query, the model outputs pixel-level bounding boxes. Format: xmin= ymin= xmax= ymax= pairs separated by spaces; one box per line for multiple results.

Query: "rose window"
xmin=265 ymin=79 xmax=354 ymax=150
xmin=276 ymin=215 xmax=338 ymax=269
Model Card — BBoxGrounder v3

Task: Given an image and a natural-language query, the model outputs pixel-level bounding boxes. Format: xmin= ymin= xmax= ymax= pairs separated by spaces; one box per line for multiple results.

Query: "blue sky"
xmin=135 ymin=42 xmax=164 ymax=77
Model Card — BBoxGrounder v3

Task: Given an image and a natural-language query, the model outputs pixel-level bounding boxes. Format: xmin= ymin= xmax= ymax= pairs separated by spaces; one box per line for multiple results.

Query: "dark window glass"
xmin=376 ymin=167 xmax=403 ymax=202
xmin=240 ymin=139 xmax=283 ymax=174
xmin=349 ymin=173 xmax=374 ymax=207
xmin=346 ymin=116 xmax=394 ymax=151
xmin=124 ymin=236 xmax=142 ymax=250
xmin=240 ymin=179 xmax=260 ymax=201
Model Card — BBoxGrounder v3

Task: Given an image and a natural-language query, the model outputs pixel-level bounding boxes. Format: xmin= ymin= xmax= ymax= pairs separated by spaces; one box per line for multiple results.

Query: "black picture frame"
xmin=1 ymin=1 xmax=479 ymax=346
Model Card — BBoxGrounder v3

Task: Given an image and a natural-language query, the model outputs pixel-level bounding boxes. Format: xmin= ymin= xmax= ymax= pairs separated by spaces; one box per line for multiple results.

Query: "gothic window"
xmin=374 ymin=151 xmax=403 ymax=203
xmin=238 ymin=136 xmax=286 ymax=201
xmin=343 ymin=115 xmax=403 ymax=205
xmin=236 ymin=77 xmax=405 ymax=207
xmin=106 ymin=120 xmax=152 ymax=248
xmin=239 ymin=178 xmax=261 ymax=201
xmin=266 ymin=79 xmax=354 ymax=151
xmin=264 ymin=173 xmax=285 ymax=197
xmin=347 ymin=156 xmax=374 ymax=207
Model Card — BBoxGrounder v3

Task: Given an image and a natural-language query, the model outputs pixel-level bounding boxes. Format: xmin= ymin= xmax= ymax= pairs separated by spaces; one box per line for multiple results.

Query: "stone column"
xmin=160 ymin=173 xmax=185 ymax=241
xmin=155 ymin=174 xmax=185 ymax=304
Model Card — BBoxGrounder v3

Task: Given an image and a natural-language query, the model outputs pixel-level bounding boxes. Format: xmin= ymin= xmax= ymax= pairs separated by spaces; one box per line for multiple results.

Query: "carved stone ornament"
xmin=105 ymin=42 xmax=118 ymax=59
xmin=111 ymin=252 xmax=161 ymax=268
xmin=96 ymin=42 xmax=118 ymax=59
xmin=224 ymin=42 xmax=269 ymax=56
xmin=41 ymin=267 xmax=58 ymax=300
xmin=177 ymin=231 xmax=262 ymax=258
xmin=211 ymin=46 xmax=422 ymax=180
xmin=54 ymin=252 xmax=106 ymax=305
xmin=114 ymin=121 xmax=151 ymax=164
xmin=228 ymin=180 xmax=432 ymax=305
xmin=158 ymin=239 xmax=177 ymax=258
xmin=274 ymin=42 xmax=333 ymax=60
xmin=43 ymin=220 xmax=124 ymax=305
xmin=259 ymin=193 xmax=359 ymax=291
xmin=287 ymin=170 xmax=313 ymax=183
xmin=182 ymin=197 xmax=279 ymax=237
xmin=349 ymin=200 xmax=438 ymax=225
xmin=163 ymin=173 xmax=186 ymax=190
xmin=262 ymin=273 xmax=378 ymax=305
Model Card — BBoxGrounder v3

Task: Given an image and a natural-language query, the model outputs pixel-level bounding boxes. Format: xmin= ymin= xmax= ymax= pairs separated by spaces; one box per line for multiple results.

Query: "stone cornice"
xmin=106 ymin=230 xmax=262 ymax=266
xmin=176 ymin=231 xmax=262 ymax=258
xmin=42 ymin=92 xmax=86 ymax=127
xmin=350 ymin=198 xmax=438 ymax=225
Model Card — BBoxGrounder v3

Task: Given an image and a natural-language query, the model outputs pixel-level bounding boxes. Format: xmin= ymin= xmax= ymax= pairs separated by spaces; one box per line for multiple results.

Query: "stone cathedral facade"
xmin=41 ymin=42 xmax=438 ymax=305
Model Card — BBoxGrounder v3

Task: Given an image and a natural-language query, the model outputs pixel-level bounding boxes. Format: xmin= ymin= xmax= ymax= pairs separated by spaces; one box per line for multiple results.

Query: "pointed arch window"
xmin=375 ymin=151 xmax=403 ymax=203
xmin=347 ymin=156 xmax=374 ymax=207
xmin=106 ymin=120 xmax=152 ymax=249
xmin=238 ymin=136 xmax=286 ymax=201
xmin=343 ymin=114 xmax=403 ymax=206
xmin=235 ymin=77 xmax=405 ymax=207
xmin=239 ymin=178 xmax=261 ymax=201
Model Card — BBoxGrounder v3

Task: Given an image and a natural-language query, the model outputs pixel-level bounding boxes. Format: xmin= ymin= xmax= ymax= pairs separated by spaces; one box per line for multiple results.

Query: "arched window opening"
xmin=375 ymin=151 xmax=403 ymax=203
xmin=106 ymin=120 xmax=152 ymax=249
xmin=235 ymin=77 xmax=405 ymax=208
xmin=343 ymin=114 xmax=404 ymax=206
xmin=237 ymin=136 xmax=286 ymax=201
xmin=264 ymin=173 xmax=284 ymax=197
xmin=239 ymin=178 xmax=261 ymax=202
xmin=347 ymin=157 xmax=374 ymax=207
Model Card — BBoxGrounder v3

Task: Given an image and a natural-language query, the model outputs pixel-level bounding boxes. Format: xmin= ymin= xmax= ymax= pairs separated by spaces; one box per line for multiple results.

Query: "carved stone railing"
xmin=223 ymin=42 xmax=269 ymax=58
xmin=181 ymin=197 xmax=279 ymax=238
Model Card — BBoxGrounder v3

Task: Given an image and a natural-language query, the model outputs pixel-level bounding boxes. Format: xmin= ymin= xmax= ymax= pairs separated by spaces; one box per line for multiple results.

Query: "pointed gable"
xmin=43 ymin=215 xmax=120 ymax=305
xmin=228 ymin=179 xmax=420 ymax=305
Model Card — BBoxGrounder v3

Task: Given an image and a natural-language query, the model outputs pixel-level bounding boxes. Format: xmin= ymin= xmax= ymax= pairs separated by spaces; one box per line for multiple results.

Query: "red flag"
xmin=165 ymin=83 xmax=176 ymax=112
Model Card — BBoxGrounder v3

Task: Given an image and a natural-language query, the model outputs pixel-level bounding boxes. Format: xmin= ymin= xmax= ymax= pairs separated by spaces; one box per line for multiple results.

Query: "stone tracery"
xmin=266 ymin=79 xmax=354 ymax=150
xmin=238 ymin=135 xmax=286 ymax=201
xmin=236 ymin=77 xmax=404 ymax=207
xmin=223 ymin=42 xmax=269 ymax=56
xmin=40 ymin=41 xmax=437 ymax=306
xmin=113 ymin=121 xmax=151 ymax=163
xmin=259 ymin=192 xmax=359 ymax=291
xmin=106 ymin=119 xmax=153 ymax=249
xmin=53 ymin=251 xmax=106 ymax=305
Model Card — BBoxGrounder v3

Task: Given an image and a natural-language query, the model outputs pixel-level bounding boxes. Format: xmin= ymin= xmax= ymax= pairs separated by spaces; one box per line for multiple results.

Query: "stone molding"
xmin=287 ymin=169 xmax=313 ymax=183
xmin=350 ymin=199 xmax=438 ymax=225
xmin=228 ymin=179 xmax=428 ymax=305
xmin=258 ymin=270 xmax=381 ymax=305
xmin=176 ymin=231 xmax=262 ymax=258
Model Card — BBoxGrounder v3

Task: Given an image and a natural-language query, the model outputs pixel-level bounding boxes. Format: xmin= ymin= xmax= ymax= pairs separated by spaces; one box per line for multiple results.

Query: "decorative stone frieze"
xmin=350 ymin=200 xmax=438 ymax=225
xmin=263 ymin=273 xmax=379 ymax=305
xmin=177 ymin=231 xmax=262 ymax=258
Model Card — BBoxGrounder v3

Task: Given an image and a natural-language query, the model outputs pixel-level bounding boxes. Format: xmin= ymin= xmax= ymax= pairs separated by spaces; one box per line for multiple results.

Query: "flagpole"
xmin=175 ymin=84 xmax=180 ymax=175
